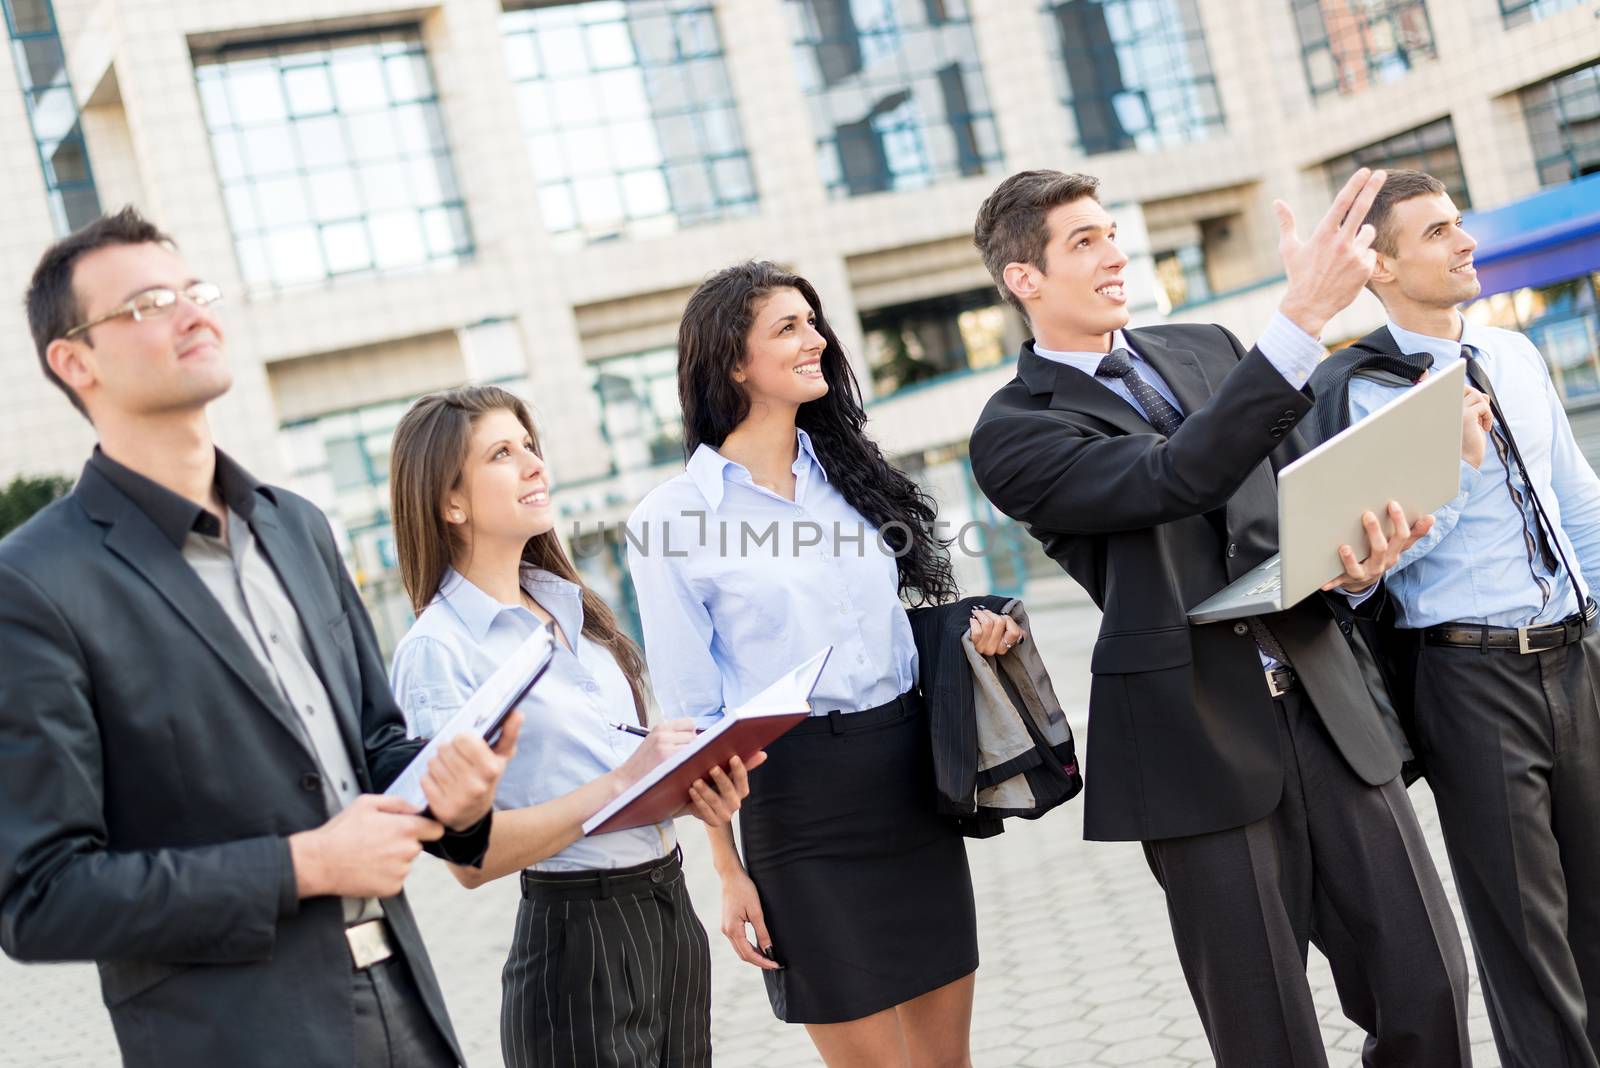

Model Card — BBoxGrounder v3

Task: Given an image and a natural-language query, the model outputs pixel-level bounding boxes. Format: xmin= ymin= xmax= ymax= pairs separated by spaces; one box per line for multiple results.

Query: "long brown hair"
xmin=389 ymin=385 xmax=647 ymax=720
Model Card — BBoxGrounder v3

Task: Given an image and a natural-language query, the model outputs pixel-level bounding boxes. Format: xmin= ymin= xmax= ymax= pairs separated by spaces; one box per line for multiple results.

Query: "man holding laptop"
xmin=969 ymin=168 xmax=1473 ymax=1065
xmin=1317 ymin=170 xmax=1600 ymax=1068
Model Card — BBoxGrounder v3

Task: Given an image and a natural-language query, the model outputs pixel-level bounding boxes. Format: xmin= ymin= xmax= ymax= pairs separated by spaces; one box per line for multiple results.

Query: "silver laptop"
xmin=1187 ymin=358 xmax=1467 ymax=624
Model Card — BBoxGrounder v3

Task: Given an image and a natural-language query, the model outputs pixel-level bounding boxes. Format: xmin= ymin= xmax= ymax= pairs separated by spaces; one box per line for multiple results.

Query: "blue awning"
xmin=1465 ymin=173 xmax=1600 ymax=297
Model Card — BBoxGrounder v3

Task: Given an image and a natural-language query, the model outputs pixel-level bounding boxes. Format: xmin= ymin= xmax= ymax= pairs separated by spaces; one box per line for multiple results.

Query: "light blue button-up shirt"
xmin=1347 ymin=318 xmax=1600 ymax=629
xmin=390 ymin=567 xmax=674 ymax=871
xmin=626 ymin=427 xmax=917 ymax=723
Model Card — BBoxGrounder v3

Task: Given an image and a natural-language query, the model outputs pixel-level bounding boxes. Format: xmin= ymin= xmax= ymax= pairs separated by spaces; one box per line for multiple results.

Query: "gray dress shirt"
xmin=183 ymin=510 xmax=380 ymax=924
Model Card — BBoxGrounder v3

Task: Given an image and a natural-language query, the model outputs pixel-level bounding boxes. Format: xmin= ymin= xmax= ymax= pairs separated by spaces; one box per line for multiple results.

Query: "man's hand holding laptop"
xmin=1321 ymin=501 xmax=1433 ymax=594
xmin=1318 ymin=381 xmax=1492 ymax=594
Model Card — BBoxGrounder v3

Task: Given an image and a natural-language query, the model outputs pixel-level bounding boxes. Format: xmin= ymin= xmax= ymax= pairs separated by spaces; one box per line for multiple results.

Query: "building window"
xmin=1469 ymin=273 xmax=1600 ymax=411
xmin=502 ymin=1 xmax=757 ymax=245
xmin=5 ymin=0 xmax=101 ymax=234
xmin=592 ymin=347 xmax=683 ymax=474
xmin=1500 ymin=0 xmax=1588 ymax=29
xmin=1322 ymin=117 xmax=1471 ymax=208
xmin=785 ymin=0 xmax=1002 ymax=198
xmin=1290 ymin=0 xmax=1436 ymax=99
xmin=1522 ymin=60 xmax=1600 ymax=187
xmin=861 ymin=289 xmax=1013 ymax=396
xmin=193 ymin=26 xmax=474 ymax=295
xmin=1043 ymin=0 xmax=1226 ymax=155
xmin=1153 ymin=244 xmax=1211 ymax=310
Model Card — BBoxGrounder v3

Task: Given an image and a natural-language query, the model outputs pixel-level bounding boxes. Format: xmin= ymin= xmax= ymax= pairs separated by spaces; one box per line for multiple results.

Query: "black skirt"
xmin=738 ymin=689 xmax=978 ymax=1024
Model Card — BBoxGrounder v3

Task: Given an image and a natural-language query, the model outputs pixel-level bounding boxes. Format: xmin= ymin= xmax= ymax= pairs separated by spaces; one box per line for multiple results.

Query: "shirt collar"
xmin=437 ymin=565 xmax=582 ymax=644
xmin=88 ymin=445 xmax=264 ymax=548
xmin=1031 ymin=329 xmax=1134 ymax=378
xmin=684 ymin=429 xmax=827 ymax=512
xmin=1386 ymin=316 xmax=1493 ymax=369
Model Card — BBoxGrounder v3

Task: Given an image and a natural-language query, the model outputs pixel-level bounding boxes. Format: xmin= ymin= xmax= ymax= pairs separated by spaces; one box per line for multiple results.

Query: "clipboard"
xmin=384 ymin=625 xmax=556 ymax=809
xmin=582 ymin=646 xmax=832 ymax=836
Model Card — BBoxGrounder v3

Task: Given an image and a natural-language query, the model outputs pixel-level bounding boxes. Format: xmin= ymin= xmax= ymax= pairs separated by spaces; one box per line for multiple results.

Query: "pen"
xmin=609 ymin=720 xmax=715 ymax=737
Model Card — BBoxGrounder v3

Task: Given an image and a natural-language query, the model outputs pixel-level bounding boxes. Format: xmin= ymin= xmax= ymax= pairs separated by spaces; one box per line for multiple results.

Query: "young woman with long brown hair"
xmin=386 ymin=384 xmax=757 ymax=1068
xmin=626 ymin=263 xmax=1023 ymax=1068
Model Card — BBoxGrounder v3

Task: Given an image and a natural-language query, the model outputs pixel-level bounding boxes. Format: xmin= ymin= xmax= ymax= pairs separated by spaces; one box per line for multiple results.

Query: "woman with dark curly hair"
xmin=626 ymin=262 xmax=1022 ymax=1067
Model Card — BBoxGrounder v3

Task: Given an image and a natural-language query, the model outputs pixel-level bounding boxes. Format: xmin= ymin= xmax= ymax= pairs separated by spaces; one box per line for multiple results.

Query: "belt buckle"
xmin=1266 ymin=668 xmax=1289 ymax=698
xmin=1517 ymin=624 xmax=1537 ymax=655
xmin=345 ymin=919 xmax=394 ymax=970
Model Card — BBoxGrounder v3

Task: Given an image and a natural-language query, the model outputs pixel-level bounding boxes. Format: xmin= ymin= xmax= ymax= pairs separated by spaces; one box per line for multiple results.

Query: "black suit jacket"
xmin=0 ymin=452 xmax=484 ymax=1068
xmin=969 ymin=324 xmax=1402 ymax=843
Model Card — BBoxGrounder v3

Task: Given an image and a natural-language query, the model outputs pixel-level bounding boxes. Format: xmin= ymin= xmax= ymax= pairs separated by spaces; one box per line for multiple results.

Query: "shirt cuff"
xmin=277 ymin=836 xmax=301 ymax=918
xmin=427 ymin=810 xmax=493 ymax=868
xmin=1255 ymin=311 xmax=1326 ymax=390
xmin=1459 ymin=459 xmax=1482 ymax=495
xmin=1339 ymin=581 xmax=1380 ymax=608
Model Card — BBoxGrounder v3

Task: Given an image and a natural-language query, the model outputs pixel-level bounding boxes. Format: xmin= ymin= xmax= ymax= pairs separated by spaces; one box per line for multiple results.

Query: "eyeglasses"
xmin=61 ymin=282 xmax=224 ymax=340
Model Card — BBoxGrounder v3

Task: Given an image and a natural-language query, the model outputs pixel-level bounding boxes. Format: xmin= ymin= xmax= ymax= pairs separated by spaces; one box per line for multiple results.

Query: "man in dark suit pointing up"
xmin=968 ymin=169 xmax=1473 ymax=1066
xmin=0 ymin=207 xmax=521 ymax=1068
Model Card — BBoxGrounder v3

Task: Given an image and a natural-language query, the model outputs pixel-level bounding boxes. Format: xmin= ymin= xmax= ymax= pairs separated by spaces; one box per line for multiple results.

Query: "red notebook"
xmin=583 ymin=647 xmax=832 ymax=836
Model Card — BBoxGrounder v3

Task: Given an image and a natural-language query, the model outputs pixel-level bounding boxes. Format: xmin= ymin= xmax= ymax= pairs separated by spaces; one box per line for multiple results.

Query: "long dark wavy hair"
xmin=677 ymin=261 xmax=957 ymax=607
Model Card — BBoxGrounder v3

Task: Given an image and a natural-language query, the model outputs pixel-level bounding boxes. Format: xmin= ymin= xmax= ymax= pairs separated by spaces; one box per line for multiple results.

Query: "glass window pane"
xmin=193 ymin=27 xmax=473 ymax=292
xmin=241 ymin=123 xmax=298 ymax=176
xmin=786 ymin=0 xmax=1000 ymax=195
xmin=283 ymin=64 xmax=335 ymax=116
xmin=296 ymin=114 xmax=347 ymax=168
xmin=14 ymin=35 xmax=66 ymax=88
xmin=502 ymin=3 xmax=756 ymax=240
xmin=8 ymin=0 xmax=55 ymax=35
xmin=227 ymin=63 xmax=288 ymax=124
xmin=369 ymin=210 xmax=426 ymax=268
xmin=308 ymin=168 xmax=361 ymax=221
xmin=321 ymin=221 xmax=373 ymax=274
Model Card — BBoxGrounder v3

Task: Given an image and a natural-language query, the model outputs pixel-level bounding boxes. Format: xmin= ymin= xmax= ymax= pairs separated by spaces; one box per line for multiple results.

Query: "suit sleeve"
xmin=317 ymin=517 xmax=491 ymax=867
xmin=971 ymin=331 xmax=1312 ymax=535
xmin=0 ymin=560 xmax=292 ymax=964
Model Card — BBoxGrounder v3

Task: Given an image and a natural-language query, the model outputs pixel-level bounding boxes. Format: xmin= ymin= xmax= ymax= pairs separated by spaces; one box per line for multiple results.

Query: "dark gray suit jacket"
xmin=0 ymin=450 xmax=486 ymax=1068
xmin=970 ymin=324 xmax=1403 ymax=843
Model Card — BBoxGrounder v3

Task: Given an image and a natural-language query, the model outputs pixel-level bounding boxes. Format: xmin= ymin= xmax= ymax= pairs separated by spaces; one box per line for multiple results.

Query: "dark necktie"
xmin=1095 ymin=347 xmax=1289 ymax=662
xmin=1462 ymin=345 xmax=1583 ymax=615
xmin=1096 ymin=348 xmax=1184 ymax=437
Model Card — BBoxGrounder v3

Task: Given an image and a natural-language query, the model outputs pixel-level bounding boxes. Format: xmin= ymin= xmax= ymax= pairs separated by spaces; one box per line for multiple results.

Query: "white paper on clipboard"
xmin=384 ymin=625 xmax=554 ymax=809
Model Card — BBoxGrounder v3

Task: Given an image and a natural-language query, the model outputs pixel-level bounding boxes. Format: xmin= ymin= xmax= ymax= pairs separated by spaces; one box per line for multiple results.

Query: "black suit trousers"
xmin=1413 ymin=629 xmax=1600 ymax=1068
xmin=1143 ymin=688 xmax=1471 ymax=1068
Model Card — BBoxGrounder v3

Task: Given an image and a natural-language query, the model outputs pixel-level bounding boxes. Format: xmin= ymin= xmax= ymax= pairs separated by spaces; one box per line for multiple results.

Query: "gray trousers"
xmin=353 ymin=956 xmax=459 ymax=1068
xmin=1414 ymin=627 xmax=1600 ymax=1068
xmin=1144 ymin=687 xmax=1472 ymax=1067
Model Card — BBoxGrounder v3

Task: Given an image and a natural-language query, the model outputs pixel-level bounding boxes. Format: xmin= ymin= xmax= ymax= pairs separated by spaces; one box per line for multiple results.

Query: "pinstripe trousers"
xmin=501 ymin=853 xmax=711 ymax=1068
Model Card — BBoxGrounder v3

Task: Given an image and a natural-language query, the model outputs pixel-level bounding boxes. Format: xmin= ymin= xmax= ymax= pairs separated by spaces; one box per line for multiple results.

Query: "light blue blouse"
xmin=626 ymin=428 xmax=918 ymax=722
xmin=390 ymin=567 xmax=674 ymax=872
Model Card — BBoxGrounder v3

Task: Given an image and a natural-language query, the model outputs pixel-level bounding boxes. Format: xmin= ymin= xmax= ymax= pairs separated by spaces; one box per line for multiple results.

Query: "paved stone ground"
xmin=0 ymin=587 xmax=1501 ymax=1066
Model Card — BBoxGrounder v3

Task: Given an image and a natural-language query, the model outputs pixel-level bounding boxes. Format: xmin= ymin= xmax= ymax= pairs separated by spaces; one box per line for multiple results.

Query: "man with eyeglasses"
xmin=0 ymin=206 xmax=520 ymax=1068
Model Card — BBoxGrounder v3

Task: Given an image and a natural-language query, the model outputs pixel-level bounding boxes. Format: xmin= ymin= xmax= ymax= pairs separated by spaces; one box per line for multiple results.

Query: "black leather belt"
xmin=1423 ymin=599 xmax=1596 ymax=655
xmin=1266 ymin=664 xmax=1298 ymax=698
xmin=520 ymin=847 xmax=681 ymax=901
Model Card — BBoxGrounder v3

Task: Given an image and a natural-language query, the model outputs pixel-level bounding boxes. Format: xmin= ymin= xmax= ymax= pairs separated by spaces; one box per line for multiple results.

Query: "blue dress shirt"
xmin=626 ymin=427 xmax=918 ymax=723
xmin=1347 ymin=318 xmax=1600 ymax=629
xmin=390 ymin=566 xmax=674 ymax=871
